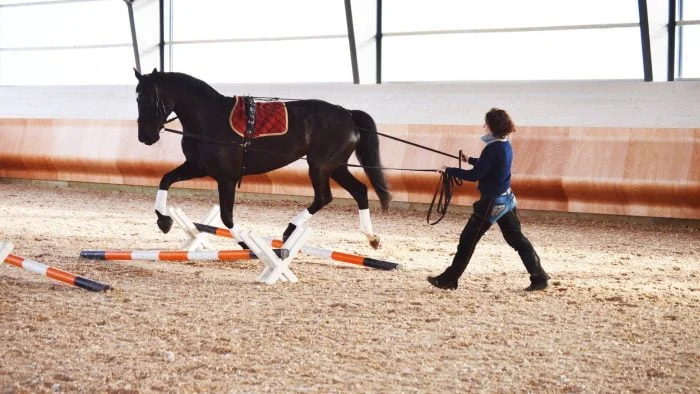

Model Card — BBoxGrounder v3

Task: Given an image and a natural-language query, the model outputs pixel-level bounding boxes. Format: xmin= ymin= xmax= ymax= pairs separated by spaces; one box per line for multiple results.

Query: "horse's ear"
xmin=152 ymin=67 xmax=158 ymax=74
xmin=134 ymin=68 xmax=142 ymax=80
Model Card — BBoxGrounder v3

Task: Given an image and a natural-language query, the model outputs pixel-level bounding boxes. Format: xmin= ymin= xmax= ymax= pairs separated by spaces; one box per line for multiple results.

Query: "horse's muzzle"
xmin=139 ymin=133 xmax=160 ymax=145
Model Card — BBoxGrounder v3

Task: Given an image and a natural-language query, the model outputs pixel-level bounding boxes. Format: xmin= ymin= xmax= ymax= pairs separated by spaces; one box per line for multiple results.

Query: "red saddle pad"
xmin=228 ymin=96 xmax=289 ymax=138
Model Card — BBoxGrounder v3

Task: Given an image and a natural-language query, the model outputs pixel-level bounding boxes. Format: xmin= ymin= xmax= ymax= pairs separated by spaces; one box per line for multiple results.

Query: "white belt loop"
xmin=501 ymin=188 xmax=512 ymax=196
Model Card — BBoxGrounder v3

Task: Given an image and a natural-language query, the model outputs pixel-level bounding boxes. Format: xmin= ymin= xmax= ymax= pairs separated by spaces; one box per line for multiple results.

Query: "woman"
xmin=428 ymin=108 xmax=549 ymax=291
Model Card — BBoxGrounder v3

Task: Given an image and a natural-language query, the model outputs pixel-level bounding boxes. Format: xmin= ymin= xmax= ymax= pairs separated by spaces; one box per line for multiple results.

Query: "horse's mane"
xmin=155 ymin=72 xmax=228 ymax=101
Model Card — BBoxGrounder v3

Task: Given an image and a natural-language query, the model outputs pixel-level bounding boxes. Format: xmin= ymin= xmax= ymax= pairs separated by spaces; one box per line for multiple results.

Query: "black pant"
xmin=439 ymin=197 xmax=546 ymax=282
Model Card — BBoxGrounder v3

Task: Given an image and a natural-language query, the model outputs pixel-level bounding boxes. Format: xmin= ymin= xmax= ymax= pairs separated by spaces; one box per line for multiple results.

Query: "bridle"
xmin=137 ymin=85 xmax=169 ymax=133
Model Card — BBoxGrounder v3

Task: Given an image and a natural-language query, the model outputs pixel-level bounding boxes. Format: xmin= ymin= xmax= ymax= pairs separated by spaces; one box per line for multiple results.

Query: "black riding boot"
xmin=520 ymin=250 xmax=549 ymax=291
xmin=427 ymin=235 xmax=478 ymax=291
xmin=427 ymin=269 xmax=459 ymax=290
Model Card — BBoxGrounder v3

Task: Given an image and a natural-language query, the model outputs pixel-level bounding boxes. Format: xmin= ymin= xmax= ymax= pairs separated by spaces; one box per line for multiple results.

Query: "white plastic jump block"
xmin=0 ymin=241 xmax=14 ymax=263
xmin=170 ymin=206 xmax=309 ymax=285
xmin=238 ymin=225 xmax=311 ymax=285
xmin=171 ymin=206 xmax=219 ymax=251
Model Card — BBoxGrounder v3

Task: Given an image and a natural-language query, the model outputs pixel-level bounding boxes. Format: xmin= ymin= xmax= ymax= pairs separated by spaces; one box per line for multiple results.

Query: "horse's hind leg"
xmin=155 ymin=161 xmax=207 ymax=233
xmin=331 ymin=166 xmax=380 ymax=249
xmin=282 ymin=165 xmax=333 ymax=241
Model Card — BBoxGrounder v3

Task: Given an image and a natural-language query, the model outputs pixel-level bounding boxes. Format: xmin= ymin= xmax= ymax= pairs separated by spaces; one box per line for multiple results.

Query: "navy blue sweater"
xmin=445 ymin=140 xmax=512 ymax=198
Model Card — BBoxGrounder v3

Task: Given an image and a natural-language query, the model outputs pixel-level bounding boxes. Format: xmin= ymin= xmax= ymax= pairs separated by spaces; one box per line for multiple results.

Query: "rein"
xmin=250 ymin=96 xmax=464 ymax=161
xmin=371 ymin=130 xmax=465 ymax=161
xmin=426 ymin=167 xmax=463 ymax=225
xmin=149 ymin=92 xmax=463 ymax=164
xmin=163 ymin=123 xmax=238 ymax=145
xmin=158 ymin=115 xmax=448 ymax=173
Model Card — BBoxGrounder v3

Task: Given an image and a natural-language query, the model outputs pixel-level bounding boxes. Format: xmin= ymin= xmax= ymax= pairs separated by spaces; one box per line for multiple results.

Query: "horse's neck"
xmin=171 ymin=88 xmax=230 ymax=133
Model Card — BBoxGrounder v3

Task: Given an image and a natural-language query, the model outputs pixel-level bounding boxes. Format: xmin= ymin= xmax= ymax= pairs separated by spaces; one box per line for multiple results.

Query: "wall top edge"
xmin=1 ymin=81 xmax=698 ymax=128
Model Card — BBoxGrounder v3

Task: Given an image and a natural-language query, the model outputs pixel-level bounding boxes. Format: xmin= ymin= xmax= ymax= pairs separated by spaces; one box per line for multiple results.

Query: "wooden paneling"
xmin=0 ymin=118 xmax=698 ymax=219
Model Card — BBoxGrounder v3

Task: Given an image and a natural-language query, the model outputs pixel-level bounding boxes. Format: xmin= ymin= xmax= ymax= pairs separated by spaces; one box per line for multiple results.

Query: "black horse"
xmin=134 ymin=69 xmax=391 ymax=248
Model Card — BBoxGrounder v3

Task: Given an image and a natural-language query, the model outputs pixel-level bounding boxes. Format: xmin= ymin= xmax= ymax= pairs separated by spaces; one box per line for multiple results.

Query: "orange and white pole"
xmin=1 ymin=242 xmax=110 ymax=292
xmin=192 ymin=223 xmax=402 ymax=271
xmin=80 ymin=248 xmax=288 ymax=261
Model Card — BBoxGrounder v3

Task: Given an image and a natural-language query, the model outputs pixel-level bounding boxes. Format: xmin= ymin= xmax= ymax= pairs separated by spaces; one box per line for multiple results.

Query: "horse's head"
xmin=134 ymin=68 xmax=172 ymax=145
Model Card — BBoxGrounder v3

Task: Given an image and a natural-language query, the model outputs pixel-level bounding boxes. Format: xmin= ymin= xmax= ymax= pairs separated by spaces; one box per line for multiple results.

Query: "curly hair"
xmin=485 ymin=108 xmax=515 ymax=138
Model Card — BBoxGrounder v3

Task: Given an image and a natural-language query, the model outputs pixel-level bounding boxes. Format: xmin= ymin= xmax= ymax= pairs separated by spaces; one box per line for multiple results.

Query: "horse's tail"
xmin=351 ymin=109 xmax=392 ymax=211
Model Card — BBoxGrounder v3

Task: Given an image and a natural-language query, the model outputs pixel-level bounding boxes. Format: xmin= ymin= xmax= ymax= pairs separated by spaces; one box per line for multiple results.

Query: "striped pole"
xmin=80 ymin=248 xmax=289 ymax=261
xmin=2 ymin=248 xmax=110 ymax=292
xmin=193 ymin=222 xmax=402 ymax=271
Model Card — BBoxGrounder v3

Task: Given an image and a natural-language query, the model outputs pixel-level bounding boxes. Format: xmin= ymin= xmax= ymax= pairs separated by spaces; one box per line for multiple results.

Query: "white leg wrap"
xmin=155 ymin=190 xmax=168 ymax=215
xmin=291 ymin=209 xmax=312 ymax=227
xmin=359 ymin=208 xmax=374 ymax=236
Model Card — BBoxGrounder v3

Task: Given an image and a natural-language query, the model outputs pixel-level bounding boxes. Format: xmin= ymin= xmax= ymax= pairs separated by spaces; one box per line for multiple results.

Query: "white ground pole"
xmin=170 ymin=206 xmax=308 ymax=284
xmin=0 ymin=241 xmax=14 ymax=263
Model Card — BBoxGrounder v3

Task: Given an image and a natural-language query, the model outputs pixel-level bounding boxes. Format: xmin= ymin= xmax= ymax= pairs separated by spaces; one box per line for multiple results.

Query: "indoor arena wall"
xmin=0 ymin=81 xmax=698 ymax=219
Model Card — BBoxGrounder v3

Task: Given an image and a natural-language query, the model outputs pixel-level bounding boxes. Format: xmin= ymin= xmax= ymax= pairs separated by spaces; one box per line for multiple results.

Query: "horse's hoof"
xmin=369 ymin=236 xmax=380 ymax=250
xmin=155 ymin=210 xmax=173 ymax=234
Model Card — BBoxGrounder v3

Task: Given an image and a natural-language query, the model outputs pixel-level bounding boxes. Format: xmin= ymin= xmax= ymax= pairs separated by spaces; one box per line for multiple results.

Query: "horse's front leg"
xmin=215 ymin=177 xmax=236 ymax=230
xmin=155 ymin=161 xmax=207 ymax=233
xmin=283 ymin=165 xmax=332 ymax=241
xmin=205 ymin=143 xmax=246 ymax=243
xmin=215 ymin=176 xmax=254 ymax=249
